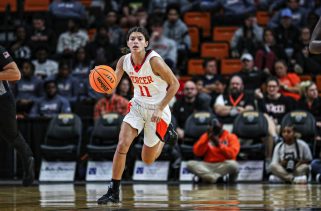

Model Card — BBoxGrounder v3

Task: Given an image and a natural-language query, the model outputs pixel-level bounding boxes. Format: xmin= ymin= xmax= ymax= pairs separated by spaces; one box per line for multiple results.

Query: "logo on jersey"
xmin=130 ymin=76 xmax=154 ymax=85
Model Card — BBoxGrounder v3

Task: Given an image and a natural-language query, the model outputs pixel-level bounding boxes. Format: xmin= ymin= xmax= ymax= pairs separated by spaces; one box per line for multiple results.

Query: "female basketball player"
xmin=309 ymin=16 xmax=321 ymax=54
xmin=97 ymin=27 xmax=179 ymax=204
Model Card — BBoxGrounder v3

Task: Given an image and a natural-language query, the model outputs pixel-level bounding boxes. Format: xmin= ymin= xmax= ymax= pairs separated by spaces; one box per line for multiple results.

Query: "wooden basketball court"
xmin=1 ymin=183 xmax=321 ymax=210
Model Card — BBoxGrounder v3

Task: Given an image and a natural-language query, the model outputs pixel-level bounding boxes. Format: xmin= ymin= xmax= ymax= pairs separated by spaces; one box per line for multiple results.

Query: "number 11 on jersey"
xmin=139 ymin=85 xmax=152 ymax=97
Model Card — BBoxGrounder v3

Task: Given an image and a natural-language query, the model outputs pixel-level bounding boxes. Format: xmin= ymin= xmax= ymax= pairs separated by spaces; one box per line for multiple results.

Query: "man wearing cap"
xmin=237 ymin=53 xmax=269 ymax=95
xmin=273 ymin=8 xmax=300 ymax=56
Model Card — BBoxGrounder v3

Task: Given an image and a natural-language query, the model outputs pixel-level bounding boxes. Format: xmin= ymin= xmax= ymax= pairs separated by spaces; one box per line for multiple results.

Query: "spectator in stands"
xmin=237 ymin=53 xmax=269 ymax=94
xmin=172 ymin=81 xmax=209 ymax=140
xmin=256 ymin=76 xmax=296 ymax=160
xmin=93 ymin=92 xmax=129 ymax=122
xmin=293 ymin=27 xmax=321 ymax=75
xmin=29 ymin=14 xmax=56 ymax=54
xmin=269 ymin=124 xmax=312 ymax=184
xmin=10 ymin=25 xmax=32 ymax=63
xmin=71 ymin=47 xmax=93 ymax=81
xmin=210 ymin=77 xmax=227 ymax=111
xmin=163 ymin=4 xmax=191 ymax=71
xmin=214 ymin=75 xmax=255 ymax=124
xmin=311 ymin=152 xmax=321 ymax=183
xmin=298 ymin=81 xmax=321 ymax=141
xmin=149 ymin=19 xmax=177 ymax=69
xmin=274 ymin=60 xmax=301 ymax=100
xmin=56 ymin=19 xmax=89 ymax=56
xmin=187 ymin=117 xmax=240 ymax=183
xmin=191 ymin=76 xmax=212 ymax=108
xmin=86 ymin=25 xmax=120 ymax=66
xmin=14 ymin=60 xmax=43 ymax=117
xmin=255 ymin=28 xmax=288 ymax=74
xmin=231 ymin=13 xmax=263 ymax=58
xmin=32 ymin=46 xmax=58 ymax=79
xmin=199 ymin=0 xmax=256 ymax=25
xmin=273 ymin=8 xmax=300 ymax=59
xmin=199 ymin=59 xmax=219 ymax=95
xmin=29 ymin=79 xmax=71 ymax=118
xmin=268 ymin=0 xmax=308 ymax=29
xmin=135 ymin=7 xmax=149 ymax=28
xmin=104 ymin=10 xmax=125 ymax=47
xmin=49 ymin=0 xmax=87 ymax=20
xmin=50 ymin=60 xmax=79 ymax=106
xmin=116 ymin=77 xmax=132 ymax=101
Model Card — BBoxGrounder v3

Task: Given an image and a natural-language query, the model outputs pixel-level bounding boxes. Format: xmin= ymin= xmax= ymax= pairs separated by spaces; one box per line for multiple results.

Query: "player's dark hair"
xmin=126 ymin=26 xmax=150 ymax=42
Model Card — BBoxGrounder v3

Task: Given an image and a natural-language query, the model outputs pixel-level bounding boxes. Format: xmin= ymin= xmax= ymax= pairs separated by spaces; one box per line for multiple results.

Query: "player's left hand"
xmin=151 ymin=108 xmax=162 ymax=123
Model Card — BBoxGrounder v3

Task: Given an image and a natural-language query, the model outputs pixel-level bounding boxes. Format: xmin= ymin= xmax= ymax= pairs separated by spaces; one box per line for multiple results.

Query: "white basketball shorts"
xmin=123 ymin=99 xmax=171 ymax=147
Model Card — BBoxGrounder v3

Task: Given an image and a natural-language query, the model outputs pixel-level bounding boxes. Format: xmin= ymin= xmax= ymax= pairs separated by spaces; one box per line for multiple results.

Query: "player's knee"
xmin=117 ymin=138 xmax=131 ymax=154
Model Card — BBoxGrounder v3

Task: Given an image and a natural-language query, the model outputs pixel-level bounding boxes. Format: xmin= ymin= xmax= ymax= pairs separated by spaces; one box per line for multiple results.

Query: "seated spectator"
xmin=256 ymin=76 xmax=296 ymax=160
xmin=71 ymin=47 xmax=93 ymax=81
xmin=32 ymin=46 xmax=58 ymax=79
xmin=268 ymin=0 xmax=308 ymax=29
xmin=85 ymin=25 xmax=120 ymax=66
xmin=29 ymin=14 xmax=56 ymax=54
xmin=298 ymin=81 xmax=321 ymax=140
xmin=237 ymin=53 xmax=269 ymax=94
xmin=230 ymin=13 xmax=263 ymax=58
xmin=29 ymin=79 xmax=71 ymax=118
xmin=10 ymin=25 xmax=32 ymax=63
xmin=163 ymin=4 xmax=191 ymax=71
xmin=214 ymin=75 xmax=255 ymax=124
xmin=172 ymin=81 xmax=210 ymax=140
xmin=293 ymin=27 xmax=321 ymax=75
xmin=13 ymin=60 xmax=43 ymax=117
xmin=149 ymin=19 xmax=177 ymax=69
xmin=50 ymin=60 xmax=80 ymax=105
xmin=269 ymin=124 xmax=312 ymax=184
xmin=275 ymin=60 xmax=301 ymax=100
xmin=186 ymin=118 xmax=240 ymax=183
xmin=311 ymin=151 xmax=321 ymax=183
xmin=273 ymin=9 xmax=300 ymax=59
xmin=199 ymin=59 xmax=219 ymax=95
xmin=93 ymin=92 xmax=129 ymax=122
xmin=116 ymin=77 xmax=132 ymax=101
xmin=210 ymin=77 xmax=227 ymax=111
xmin=56 ymin=19 xmax=89 ymax=57
xmin=192 ymin=76 xmax=212 ymax=108
xmin=104 ymin=10 xmax=125 ymax=47
xmin=255 ymin=28 xmax=288 ymax=74
xmin=200 ymin=0 xmax=256 ymax=25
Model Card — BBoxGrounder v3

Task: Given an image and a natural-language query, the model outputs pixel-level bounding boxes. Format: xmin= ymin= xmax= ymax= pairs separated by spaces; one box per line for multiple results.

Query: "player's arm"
xmin=114 ymin=56 xmax=125 ymax=87
xmin=151 ymin=57 xmax=179 ymax=111
xmin=0 ymin=61 xmax=21 ymax=81
xmin=309 ymin=17 xmax=321 ymax=54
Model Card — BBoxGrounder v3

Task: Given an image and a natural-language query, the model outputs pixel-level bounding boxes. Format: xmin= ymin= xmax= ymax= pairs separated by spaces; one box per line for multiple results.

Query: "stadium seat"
xmin=24 ymin=0 xmax=49 ymax=12
xmin=184 ymin=12 xmax=211 ymax=37
xmin=87 ymin=113 xmax=123 ymax=160
xmin=0 ymin=0 xmax=17 ymax=12
xmin=87 ymin=28 xmax=96 ymax=41
xmin=180 ymin=112 xmax=214 ymax=160
xmin=233 ymin=111 xmax=268 ymax=160
xmin=221 ymin=59 xmax=242 ymax=75
xmin=201 ymin=42 xmax=229 ymax=59
xmin=256 ymin=11 xmax=270 ymax=26
xmin=188 ymin=27 xmax=200 ymax=53
xmin=187 ymin=59 xmax=204 ymax=75
xmin=40 ymin=113 xmax=82 ymax=161
xmin=80 ymin=0 xmax=92 ymax=7
xmin=213 ymin=26 xmax=238 ymax=42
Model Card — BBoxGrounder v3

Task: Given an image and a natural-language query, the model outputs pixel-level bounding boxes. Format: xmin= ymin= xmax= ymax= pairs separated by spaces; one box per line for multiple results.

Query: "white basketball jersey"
xmin=123 ymin=50 xmax=168 ymax=104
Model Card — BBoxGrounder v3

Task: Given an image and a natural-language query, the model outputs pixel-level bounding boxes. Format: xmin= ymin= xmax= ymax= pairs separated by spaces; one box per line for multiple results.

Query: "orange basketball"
xmin=89 ymin=65 xmax=117 ymax=94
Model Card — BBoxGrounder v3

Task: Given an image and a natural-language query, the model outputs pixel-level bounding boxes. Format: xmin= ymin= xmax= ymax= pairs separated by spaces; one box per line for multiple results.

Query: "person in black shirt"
xmin=256 ymin=76 xmax=296 ymax=160
xmin=0 ymin=45 xmax=34 ymax=186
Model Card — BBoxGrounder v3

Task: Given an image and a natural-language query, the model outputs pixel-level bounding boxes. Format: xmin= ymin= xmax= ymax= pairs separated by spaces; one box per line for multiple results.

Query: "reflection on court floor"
xmin=1 ymin=183 xmax=321 ymax=210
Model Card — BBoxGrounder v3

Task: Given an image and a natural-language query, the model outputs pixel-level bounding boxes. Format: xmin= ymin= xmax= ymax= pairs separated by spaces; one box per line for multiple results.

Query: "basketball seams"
xmin=91 ymin=71 xmax=104 ymax=93
xmin=94 ymin=68 xmax=113 ymax=90
xmin=100 ymin=66 xmax=117 ymax=82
